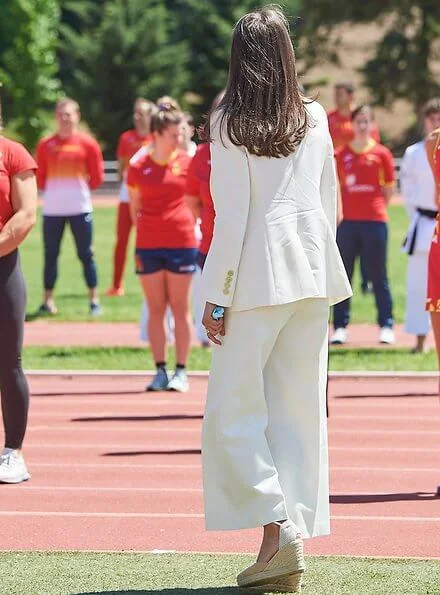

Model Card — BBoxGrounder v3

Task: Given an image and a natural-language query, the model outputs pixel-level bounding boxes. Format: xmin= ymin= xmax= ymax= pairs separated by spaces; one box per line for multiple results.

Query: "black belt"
xmin=416 ymin=207 xmax=438 ymax=219
xmin=404 ymin=208 xmax=438 ymax=255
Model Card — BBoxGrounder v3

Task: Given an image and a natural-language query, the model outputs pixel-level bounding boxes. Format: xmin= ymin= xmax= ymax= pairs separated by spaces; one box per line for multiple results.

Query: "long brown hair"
xmin=203 ymin=5 xmax=311 ymax=158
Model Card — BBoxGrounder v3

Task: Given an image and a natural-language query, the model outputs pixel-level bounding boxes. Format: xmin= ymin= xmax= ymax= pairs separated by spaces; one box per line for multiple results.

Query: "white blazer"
xmin=201 ymin=101 xmax=352 ymax=310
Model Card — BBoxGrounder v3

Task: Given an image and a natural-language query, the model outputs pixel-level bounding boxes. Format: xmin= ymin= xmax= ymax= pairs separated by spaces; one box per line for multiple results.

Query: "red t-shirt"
xmin=0 ymin=137 xmax=37 ymax=231
xmin=186 ymin=143 xmax=215 ymax=255
xmin=335 ymin=141 xmax=395 ymax=222
xmin=117 ymin=129 xmax=152 ymax=161
xmin=328 ymin=109 xmax=380 ymax=150
xmin=126 ymin=150 xmax=196 ymax=249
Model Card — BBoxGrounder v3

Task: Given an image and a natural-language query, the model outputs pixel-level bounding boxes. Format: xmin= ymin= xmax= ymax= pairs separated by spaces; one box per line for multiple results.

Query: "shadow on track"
xmin=331 ymin=491 xmax=439 ymax=504
xmin=72 ymin=415 xmax=203 ymax=423
xmin=102 ymin=449 xmax=201 ymax=457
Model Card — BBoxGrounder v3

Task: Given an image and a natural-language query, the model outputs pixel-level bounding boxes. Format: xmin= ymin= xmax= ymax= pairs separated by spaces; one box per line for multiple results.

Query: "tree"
xmin=168 ymin=0 xmax=302 ymax=122
xmin=298 ymin=1 xmax=440 ymax=111
xmin=0 ymin=0 xmax=61 ymax=148
xmin=61 ymin=0 xmax=189 ymax=155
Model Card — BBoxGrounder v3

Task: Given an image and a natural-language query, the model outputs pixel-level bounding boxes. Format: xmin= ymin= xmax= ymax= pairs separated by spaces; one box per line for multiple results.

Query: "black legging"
xmin=0 ymin=250 xmax=29 ymax=450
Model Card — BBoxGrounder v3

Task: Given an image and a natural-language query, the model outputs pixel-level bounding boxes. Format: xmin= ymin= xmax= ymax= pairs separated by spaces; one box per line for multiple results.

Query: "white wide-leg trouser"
xmin=405 ymin=251 xmax=431 ymax=336
xmin=202 ymin=298 xmax=330 ymax=538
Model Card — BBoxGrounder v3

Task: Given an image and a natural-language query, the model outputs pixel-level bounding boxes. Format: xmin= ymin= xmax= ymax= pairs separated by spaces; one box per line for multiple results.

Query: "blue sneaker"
xmin=146 ymin=368 xmax=169 ymax=392
xmin=167 ymin=368 xmax=189 ymax=393
xmin=90 ymin=302 xmax=103 ymax=316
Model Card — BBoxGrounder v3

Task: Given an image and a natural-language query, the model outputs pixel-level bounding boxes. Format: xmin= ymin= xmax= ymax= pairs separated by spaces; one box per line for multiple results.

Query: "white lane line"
xmin=26 ymin=425 xmax=440 ymax=437
xmin=9 ymin=486 xmax=438 ymax=497
xmin=23 ymin=462 xmax=439 ymax=474
xmin=0 ymin=511 xmax=438 ymax=522
xmin=14 ymin=486 xmax=203 ymax=493
xmin=29 ymin=399 xmax=204 ymax=406
xmin=23 ymin=443 xmax=440 ymax=453
xmin=28 ymin=462 xmax=202 ymax=469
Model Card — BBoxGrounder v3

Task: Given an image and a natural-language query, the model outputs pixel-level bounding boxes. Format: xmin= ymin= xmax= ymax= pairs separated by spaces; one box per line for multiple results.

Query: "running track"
xmin=1 ymin=374 xmax=439 ymax=558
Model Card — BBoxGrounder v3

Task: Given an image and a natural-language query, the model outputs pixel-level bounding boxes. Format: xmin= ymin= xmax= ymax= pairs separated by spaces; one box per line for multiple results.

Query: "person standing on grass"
xmin=106 ymin=98 xmax=156 ymax=297
xmin=36 ymin=98 xmax=104 ymax=316
xmin=127 ymin=103 xmax=197 ymax=393
xmin=331 ymin=105 xmax=396 ymax=346
xmin=401 ymin=99 xmax=440 ymax=353
xmin=328 ymin=82 xmax=381 ymax=296
xmin=200 ymin=7 xmax=351 ymax=592
xmin=0 ymin=108 xmax=38 ymax=483
xmin=425 ymin=126 xmax=440 ymax=377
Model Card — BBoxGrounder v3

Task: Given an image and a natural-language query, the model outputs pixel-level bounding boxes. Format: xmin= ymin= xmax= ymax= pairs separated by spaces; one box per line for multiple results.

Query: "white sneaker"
xmin=167 ymin=368 xmax=189 ymax=393
xmin=0 ymin=448 xmax=31 ymax=484
xmin=330 ymin=327 xmax=348 ymax=345
xmin=379 ymin=327 xmax=395 ymax=344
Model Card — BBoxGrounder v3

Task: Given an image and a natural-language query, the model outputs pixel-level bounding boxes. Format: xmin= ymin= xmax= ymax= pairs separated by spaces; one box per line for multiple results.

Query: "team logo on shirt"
xmin=345 ymin=174 xmax=356 ymax=187
xmin=142 ymin=167 xmax=152 ymax=176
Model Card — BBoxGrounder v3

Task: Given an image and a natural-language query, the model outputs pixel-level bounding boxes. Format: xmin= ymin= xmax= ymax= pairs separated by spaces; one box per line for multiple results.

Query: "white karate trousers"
xmin=405 ymin=252 xmax=431 ymax=336
xmin=202 ymin=298 xmax=330 ymax=538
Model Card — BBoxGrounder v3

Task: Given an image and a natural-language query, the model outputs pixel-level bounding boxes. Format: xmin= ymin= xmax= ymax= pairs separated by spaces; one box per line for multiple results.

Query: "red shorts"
xmin=426 ymin=216 xmax=440 ymax=312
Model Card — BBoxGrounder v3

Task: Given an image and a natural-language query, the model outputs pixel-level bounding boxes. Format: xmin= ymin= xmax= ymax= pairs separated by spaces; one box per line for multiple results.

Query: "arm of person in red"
xmin=85 ymin=136 xmax=104 ymax=190
xmin=380 ymin=146 xmax=396 ymax=204
xmin=35 ymin=139 xmax=47 ymax=191
xmin=0 ymin=144 xmax=38 ymax=257
xmin=185 ymin=149 xmax=203 ymax=220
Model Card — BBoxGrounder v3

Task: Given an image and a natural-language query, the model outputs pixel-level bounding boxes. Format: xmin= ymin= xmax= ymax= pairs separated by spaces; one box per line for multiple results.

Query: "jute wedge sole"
xmin=237 ymin=539 xmax=305 ymax=589
xmin=246 ymin=571 xmax=303 ymax=593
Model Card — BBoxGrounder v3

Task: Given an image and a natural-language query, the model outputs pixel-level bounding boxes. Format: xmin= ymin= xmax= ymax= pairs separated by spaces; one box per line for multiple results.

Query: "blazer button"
xmin=227 ymin=270 xmax=234 ymax=277
xmin=223 ymin=289 xmax=230 ymax=295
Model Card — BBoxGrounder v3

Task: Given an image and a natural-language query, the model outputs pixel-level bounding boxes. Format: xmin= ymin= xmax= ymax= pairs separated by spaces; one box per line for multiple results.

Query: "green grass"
xmin=1 ymin=552 xmax=439 ymax=595
xmin=22 ymin=345 xmax=438 ymax=371
xmin=20 ymin=204 xmax=409 ymax=323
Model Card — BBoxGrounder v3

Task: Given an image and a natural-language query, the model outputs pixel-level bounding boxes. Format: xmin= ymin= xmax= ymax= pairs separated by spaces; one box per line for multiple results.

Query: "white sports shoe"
xmin=0 ymin=448 xmax=31 ymax=484
xmin=167 ymin=368 xmax=189 ymax=393
xmin=379 ymin=327 xmax=395 ymax=345
xmin=330 ymin=327 xmax=348 ymax=345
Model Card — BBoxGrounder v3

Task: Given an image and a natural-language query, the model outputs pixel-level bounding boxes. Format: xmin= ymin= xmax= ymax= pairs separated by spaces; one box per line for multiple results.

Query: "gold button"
xmin=224 ymin=280 xmax=232 ymax=287
xmin=223 ymin=289 xmax=230 ymax=295
xmin=227 ymin=270 xmax=234 ymax=277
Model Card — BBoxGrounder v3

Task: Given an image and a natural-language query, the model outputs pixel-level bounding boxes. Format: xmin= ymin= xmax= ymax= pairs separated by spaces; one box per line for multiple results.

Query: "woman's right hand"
xmin=202 ymin=302 xmax=225 ymax=346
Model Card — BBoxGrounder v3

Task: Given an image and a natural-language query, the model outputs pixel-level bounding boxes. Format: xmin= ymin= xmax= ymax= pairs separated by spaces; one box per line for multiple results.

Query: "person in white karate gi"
xmin=401 ymin=98 xmax=440 ymax=353
xmin=199 ymin=6 xmax=352 ymax=592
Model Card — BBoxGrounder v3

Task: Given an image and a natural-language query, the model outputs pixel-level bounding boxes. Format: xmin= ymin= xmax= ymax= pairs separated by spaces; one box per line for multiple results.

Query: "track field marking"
xmin=11 ymin=486 xmax=439 ymax=498
xmin=27 ymin=425 xmax=440 ymax=437
xmin=26 ymin=462 xmax=440 ymax=473
xmin=23 ymin=443 xmax=440 ymax=453
xmin=0 ymin=511 xmax=439 ymax=522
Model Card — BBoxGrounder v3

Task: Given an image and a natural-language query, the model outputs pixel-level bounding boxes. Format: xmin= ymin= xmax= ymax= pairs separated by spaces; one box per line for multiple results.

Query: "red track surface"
xmin=1 ymin=375 xmax=439 ymax=557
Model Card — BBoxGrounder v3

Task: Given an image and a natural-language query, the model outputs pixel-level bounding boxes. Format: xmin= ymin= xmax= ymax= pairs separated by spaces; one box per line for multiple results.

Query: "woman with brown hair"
xmin=200 ymin=6 xmax=351 ymax=592
xmin=127 ymin=103 xmax=197 ymax=393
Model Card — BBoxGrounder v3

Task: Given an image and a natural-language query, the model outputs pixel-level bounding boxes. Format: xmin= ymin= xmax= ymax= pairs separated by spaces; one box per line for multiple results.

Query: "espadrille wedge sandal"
xmin=237 ymin=520 xmax=305 ymax=593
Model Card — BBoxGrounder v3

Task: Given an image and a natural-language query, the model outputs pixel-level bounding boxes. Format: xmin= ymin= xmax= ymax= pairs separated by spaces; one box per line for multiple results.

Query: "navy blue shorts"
xmin=135 ymin=248 xmax=198 ymax=275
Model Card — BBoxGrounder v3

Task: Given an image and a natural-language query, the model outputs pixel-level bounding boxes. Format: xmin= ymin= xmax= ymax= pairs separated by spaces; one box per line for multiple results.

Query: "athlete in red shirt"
xmin=106 ymin=98 xmax=155 ymax=297
xmin=127 ymin=104 xmax=197 ymax=393
xmin=185 ymin=142 xmax=215 ymax=268
xmin=331 ymin=105 xmax=395 ymax=345
xmin=327 ymin=82 xmax=381 ymax=150
xmin=36 ymin=97 xmax=104 ymax=315
xmin=0 ymin=132 xmax=38 ymax=483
